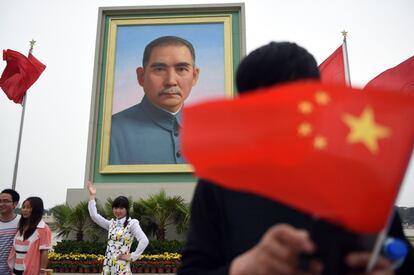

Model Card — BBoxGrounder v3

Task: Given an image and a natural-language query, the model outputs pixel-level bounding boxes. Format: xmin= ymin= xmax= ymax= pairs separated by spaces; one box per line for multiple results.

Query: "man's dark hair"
xmin=142 ymin=36 xmax=196 ymax=67
xmin=236 ymin=41 xmax=320 ymax=94
xmin=1 ymin=188 xmax=20 ymax=202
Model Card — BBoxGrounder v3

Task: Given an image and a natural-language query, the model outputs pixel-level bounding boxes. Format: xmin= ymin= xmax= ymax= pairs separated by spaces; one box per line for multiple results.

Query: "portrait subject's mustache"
xmin=158 ymin=87 xmax=181 ymax=96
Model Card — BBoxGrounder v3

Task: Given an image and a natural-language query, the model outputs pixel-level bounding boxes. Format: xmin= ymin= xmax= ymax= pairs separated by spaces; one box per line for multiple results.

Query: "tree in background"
xmin=132 ymin=190 xmax=190 ymax=240
xmin=50 ymin=201 xmax=95 ymax=241
xmin=50 ymin=191 xmax=190 ymax=242
xmin=50 ymin=204 xmax=73 ymax=239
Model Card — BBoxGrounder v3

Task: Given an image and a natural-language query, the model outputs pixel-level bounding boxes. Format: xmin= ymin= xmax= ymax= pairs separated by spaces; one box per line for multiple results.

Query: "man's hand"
xmin=346 ymin=252 xmax=394 ymax=275
xmin=87 ymin=180 xmax=97 ymax=199
xmin=229 ymin=224 xmax=322 ymax=275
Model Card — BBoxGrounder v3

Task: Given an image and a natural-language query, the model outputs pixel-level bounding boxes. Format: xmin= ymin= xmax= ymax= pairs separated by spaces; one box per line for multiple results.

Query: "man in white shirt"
xmin=0 ymin=189 xmax=20 ymax=274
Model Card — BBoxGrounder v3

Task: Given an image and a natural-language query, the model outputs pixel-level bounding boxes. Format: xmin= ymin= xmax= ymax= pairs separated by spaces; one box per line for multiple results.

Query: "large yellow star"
xmin=342 ymin=106 xmax=391 ymax=154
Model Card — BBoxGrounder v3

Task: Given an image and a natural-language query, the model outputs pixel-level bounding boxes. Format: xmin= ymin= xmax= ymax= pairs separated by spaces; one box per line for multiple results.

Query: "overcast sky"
xmin=0 ymin=0 xmax=413 ymax=209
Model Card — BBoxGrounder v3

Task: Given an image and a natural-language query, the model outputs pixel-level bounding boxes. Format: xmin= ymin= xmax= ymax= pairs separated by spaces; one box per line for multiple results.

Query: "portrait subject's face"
xmin=137 ymin=45 xmax=200 ymax=113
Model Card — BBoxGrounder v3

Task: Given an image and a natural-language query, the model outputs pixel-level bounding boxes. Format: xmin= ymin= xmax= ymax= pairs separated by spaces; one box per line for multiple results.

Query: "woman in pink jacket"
xmin=8 ymin=197 xmax=52 ymax=275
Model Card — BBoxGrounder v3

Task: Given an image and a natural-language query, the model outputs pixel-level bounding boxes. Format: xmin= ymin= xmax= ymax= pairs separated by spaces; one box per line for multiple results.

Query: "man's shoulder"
xmin=111 ymin=103 xmax=152 ymax=131
xmin=0 ymin=214 xmax=20 ymax=227
xmin=112 ymin=103 xmax=145 ymax=121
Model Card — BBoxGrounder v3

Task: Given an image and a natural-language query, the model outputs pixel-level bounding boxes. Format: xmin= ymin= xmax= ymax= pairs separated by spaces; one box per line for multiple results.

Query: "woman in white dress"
xmin=87 ymin=181 xmax=149 ymax=275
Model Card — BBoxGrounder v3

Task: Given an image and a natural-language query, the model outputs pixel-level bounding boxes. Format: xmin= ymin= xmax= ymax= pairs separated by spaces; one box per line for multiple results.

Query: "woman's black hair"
xmin=112 ymin=196 xmax=130 ymax=227
xmin=18 ymin=197 xmax=44 ymax=240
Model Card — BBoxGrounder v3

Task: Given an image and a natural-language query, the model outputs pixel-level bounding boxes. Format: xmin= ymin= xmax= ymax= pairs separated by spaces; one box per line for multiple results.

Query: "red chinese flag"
xmin=364 ymin=55 xmax=414 ymax=93
xmin=182 ymin=81 xmax=414 ymax=233
xmin=0 ymin=49 xmax=46 ymax=104
xmin=319 ymin=46 xmax=346 ymax=85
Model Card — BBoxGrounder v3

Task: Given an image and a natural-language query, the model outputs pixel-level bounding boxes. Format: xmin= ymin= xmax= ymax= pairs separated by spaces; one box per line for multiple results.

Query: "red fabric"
xmin=364 ymin=55 xmax=414 ymax=92
xmin=0 ymin=49 xmax=46 ymax=104
xmin=319 ymin=46 xmax=346 ymax=85
xmin=182 ymin=81 xmax=414 ymax=233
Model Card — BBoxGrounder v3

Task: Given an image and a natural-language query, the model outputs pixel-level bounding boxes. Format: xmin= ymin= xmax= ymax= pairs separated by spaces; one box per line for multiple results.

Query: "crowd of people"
xmin=0 ymin=184 xmax=150 ymax=275
xmin=1 ymin=38 xmax=413 ymax=275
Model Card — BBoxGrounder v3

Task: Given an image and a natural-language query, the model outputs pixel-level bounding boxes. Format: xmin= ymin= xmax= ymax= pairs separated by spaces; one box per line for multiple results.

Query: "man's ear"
xmin=192 ymin=67 xmax=200 ymax=87
xmin=137 ymin=67 xmax=145 ymax=87
xmin=13 ymin=201 xmax=18 ymax=209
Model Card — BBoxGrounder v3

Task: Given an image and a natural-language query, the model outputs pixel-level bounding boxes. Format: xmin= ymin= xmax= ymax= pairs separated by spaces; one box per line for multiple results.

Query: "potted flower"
xmin=164 ymin=260 xmax=172 ymax=273
xmin=91 ymin=260 xmax=101 ymax=273
xmin=157 ymin=260 xmax=165 ymax=273
xmin=131 ymin=261 xmax=143 ymax=273
xmin=171 ymin=261 xmax=180 ymax=273
xmin=150 ymin=260 xmax=158 ymax=273
xmin=70 ymin=260 xmax=78 ymax=272
xmin=47 ymin=260 xmax=59 ymax=273
xmin=142 ymin=260 xmax=151 ymax=273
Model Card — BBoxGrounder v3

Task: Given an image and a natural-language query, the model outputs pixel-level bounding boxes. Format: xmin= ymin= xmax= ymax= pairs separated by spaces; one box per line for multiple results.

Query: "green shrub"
xmin=143 ymin=239 xmax=185 ymax=254
xmin=54 ymin=240 xmax=106 ymax=255
xmin=53 ymin=239 xmax=185 ymax=255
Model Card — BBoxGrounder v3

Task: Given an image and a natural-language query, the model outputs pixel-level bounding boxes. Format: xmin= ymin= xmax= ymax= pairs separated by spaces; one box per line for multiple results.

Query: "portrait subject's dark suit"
xmin=109 ymin=96 xmax=184 ymax=165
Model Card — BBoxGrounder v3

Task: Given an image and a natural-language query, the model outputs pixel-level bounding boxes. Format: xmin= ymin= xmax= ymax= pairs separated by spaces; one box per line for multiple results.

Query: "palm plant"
xmin=50 ymin=201 xmax=94 ymax=241
xmin=70 ymin=201 xmax=93 ymax=241
xmin=132 ymin=190 xmax=190 ymax=240
xmin=102 ymin=198 xmax=115 ymax=219
xmin=50 ymin=204 xmax=73 ymax=239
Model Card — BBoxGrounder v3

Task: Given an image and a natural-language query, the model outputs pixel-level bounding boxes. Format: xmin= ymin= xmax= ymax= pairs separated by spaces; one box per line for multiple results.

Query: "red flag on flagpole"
xmin=364 ymin=55 xmax=414 ymax=93
xmin=182 ymin=81 xmax=414 ymax=234
xmin=0 ymin=49 xmax=46 ymax=104
xmin=319 ymin=46 xmax=347 ymax=86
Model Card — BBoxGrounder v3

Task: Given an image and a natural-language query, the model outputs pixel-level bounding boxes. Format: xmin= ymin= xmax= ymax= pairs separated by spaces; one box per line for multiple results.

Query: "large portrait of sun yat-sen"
xmin=87 ymin=4 xmax=245 ymax=176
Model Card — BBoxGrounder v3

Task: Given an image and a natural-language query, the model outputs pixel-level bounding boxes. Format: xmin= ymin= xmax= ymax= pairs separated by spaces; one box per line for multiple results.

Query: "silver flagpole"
xmin=341 ymin=30 xmax=352 ymax=87
xmin=11 ymin=39 xmax=36 ymax=190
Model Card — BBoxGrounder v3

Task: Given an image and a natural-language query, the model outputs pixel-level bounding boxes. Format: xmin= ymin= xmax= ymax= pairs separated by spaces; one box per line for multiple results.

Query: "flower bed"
xmin=48 ymin=252 xmax=181 ymax=273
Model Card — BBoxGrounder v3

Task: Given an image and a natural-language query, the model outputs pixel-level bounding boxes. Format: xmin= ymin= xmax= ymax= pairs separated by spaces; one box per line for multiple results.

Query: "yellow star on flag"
xmin=314 ymin=135 xmax=327 ymax=150
xmin=298 ymin=122 xmax=313 ymax=137
xmin=298 ymin=101 xmax=313 ymax=114
xmin=315 ymin=91 xmax=330 ymax=105
xmin=342 ymin=106 xmax=391 ymax=154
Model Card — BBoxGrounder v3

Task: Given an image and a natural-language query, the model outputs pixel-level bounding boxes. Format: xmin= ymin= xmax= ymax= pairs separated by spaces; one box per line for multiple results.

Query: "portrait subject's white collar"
xmin=157 ymin=104 xmax=182 ymax=115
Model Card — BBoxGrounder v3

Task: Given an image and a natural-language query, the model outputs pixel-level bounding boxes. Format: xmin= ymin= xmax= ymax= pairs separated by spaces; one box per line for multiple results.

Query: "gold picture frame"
xmin=86 ymin=4 xmax=245 ymax=178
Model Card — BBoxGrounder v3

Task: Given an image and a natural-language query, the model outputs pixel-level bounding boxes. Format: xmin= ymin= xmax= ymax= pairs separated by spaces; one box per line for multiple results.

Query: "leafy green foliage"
xmin=50 ymin=204 xmax=74 ymax=239
xmin=50 ymin=201 xmax=99 ymax=241
xmin=143 ymin=239 xmax=185 ymax=254
xmin=132 ymin=189 xmax=190 ymax=240
xmin=50 ymin=190 xmax=190 ymax=242
xmin=53 ymin=240 xmax=107 ymax=255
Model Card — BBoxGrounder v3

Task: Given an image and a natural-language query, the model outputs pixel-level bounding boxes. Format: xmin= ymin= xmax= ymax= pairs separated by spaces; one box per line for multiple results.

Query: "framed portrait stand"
xmin=85 ymin=3 xmax=245 ymax=186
